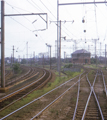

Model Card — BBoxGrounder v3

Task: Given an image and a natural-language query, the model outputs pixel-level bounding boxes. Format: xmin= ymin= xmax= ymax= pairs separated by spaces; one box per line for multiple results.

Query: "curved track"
xmin=0 ymin=68 xmax=51 ymax=111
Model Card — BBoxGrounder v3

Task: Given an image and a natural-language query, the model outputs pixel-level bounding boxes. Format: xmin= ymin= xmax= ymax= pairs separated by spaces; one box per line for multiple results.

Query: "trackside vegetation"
xmin=0 ymin=69 xmax=83 ymax=118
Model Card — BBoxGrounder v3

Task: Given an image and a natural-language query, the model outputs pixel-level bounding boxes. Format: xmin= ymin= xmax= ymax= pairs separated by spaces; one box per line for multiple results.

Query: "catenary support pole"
xmin=13 ymin=45 xmax=14 ymax=63
xmin=57 ymin=0 xmax=59 ymax=72
xmin=50 ymin=46 xmax=51 ymax=70
xmin=105 ymin=44 xmax=106 ymax=68
xmin=1 ymin=0 xmax=5 ymax=88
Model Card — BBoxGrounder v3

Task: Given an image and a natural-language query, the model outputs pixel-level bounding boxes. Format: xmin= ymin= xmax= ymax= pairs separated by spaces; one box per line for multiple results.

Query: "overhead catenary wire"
xmin=26 ymin=0 xmax=43 ymax=12
xmin=5 ymin=1 xmax=47 ymax=44
xmin=5 ymin=2 xmax=31 ymax=13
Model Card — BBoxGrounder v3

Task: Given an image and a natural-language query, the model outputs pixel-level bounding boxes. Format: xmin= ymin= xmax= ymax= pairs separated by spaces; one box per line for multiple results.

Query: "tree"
xmin=21 ymin=59 xmax=27 ymax=64
xmin=12 ymin=63 xmax=20 ymax=74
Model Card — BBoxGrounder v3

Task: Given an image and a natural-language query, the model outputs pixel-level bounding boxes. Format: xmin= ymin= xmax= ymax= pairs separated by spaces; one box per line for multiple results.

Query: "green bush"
xmin=12 ymin=63 xmax=20 ymax=74
xmin=64 ymin=63 xmax=73 ymax=68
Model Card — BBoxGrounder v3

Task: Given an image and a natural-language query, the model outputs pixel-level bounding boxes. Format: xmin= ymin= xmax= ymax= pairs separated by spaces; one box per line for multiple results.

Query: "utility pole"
xmin=46 ymin=43 xmax=51 ymax=70
xmin=57 ymin=20 xmax=61 ymax=76
xmin=100 ymin=42 xmax=101 ymax=63
xmin=93 ymin=39 xmax=98 ymax=67
xmin=43 ymin=54 xmax=44 ymax=68
xmin=64 ymin=51 xmax=66 ymax=63
xmin=57 ymin=0 xmax=59 ymax=72
xmin=33 ymin=51 xmax=35 ymax=65
xmin=55 ymin=40 xmax=57 ymax=58
xmin=105 ymin=44 xmax=106 ymax=68
xmin=26 ymin=42 xmax=28 ymax=65
xmin=13 ymin=45 xmax=15 ymax=64
xmin=1 ymin=0 xmax=5 ymax=89
xmin=11 ymin=54 xmax=12 ymax=67
xmin=88 ymin=45 xmax=90 ymax=52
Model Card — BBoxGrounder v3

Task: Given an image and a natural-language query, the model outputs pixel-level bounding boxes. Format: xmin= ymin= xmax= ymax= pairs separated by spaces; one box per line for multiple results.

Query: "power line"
xmin=5 ymin=2 xmax=31 ymax=13
xmin=39 ymin=0 xmax=56 ymax=19
xmin=9 ymin=16 xmax=33 ymax=32
xmin=26 ymin=0 xmax=43 ymax=12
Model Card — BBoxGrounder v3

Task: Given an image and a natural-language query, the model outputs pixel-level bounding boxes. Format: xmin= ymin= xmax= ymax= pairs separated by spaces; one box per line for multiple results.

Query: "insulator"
xmin=82 ymin=19 xmax=85 ymax=23
xmin=84 ymin=30 xmax=86 ymax=32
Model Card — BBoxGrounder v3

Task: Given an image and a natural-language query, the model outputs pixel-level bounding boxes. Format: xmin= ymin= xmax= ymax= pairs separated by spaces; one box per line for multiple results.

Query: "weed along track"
xmin=0 ymin=68 xmax=51 ymax=111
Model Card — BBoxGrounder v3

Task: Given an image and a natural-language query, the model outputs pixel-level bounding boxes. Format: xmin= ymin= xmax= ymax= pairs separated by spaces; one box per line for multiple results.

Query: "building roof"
xmin=72 ymin=49 xmax=90 ymax=54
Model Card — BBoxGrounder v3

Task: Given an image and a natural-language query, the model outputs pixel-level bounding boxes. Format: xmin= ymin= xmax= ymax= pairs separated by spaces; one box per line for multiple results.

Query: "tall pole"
xmin=55 ymin=40 xmax=57 ymax=58
xmin=64 ymin=51 xmax=66 ymax=63
xmin=26 ymin=42 xmax=28 ymax=65
xmin=88 ymin=45 xmax=90 ymax=52
xmin=105 ymin=44 xmax=106 ymax=68
xmin=100 ymin=42 xmax=101 ymax=63
xmin=1 ymin=0 xmax=5 ymax=88
xmin=57 ymin=0 xmax=59 ymax=72
xmin=95 ymin=39 xmax=97 ymax=67
xmin=11 ymin=54 xmax=12 ymax=67
xmin=59 ymin=20 xmax=61 ymax=76
xmin=50 ymin=46 xmax=51 ymax=69
xmin=43 ymin=54 xmax=44 ymax=68
xmin=13 ymin=45 xmax=14 ymax=63
xmin=33 ymin=51 xmax=35 ymax=64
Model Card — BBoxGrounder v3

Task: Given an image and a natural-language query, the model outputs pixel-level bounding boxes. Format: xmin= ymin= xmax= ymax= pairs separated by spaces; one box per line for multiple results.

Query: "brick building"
xmin=71 ymin=49 xmax=91 ymax=64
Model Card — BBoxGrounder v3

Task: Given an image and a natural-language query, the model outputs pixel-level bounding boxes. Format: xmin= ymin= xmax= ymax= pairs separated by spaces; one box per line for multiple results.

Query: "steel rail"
xmin=5 ymin=68 xmax=32 ymax=86
xmin=30 ymin=75 xmax=85 ymax=120
xmin=0 ymin=69 xmax=51 ymax=112
xmin=72 ymin=75 xmax=81 ymax=120
xmin=81 ymin=73 xmax=97 ymax=120
xmin=82 ymin=71 xmax=104 ymax=120
xmin=92 ymin=87 xmax=104 ymax=120
xmin=0 ymin=70 xmax=45 ymax=102
xmin=101 ymin=71 xmax=107 ymax=96
xmin=0 ymin=72 xmax=85 ymax=120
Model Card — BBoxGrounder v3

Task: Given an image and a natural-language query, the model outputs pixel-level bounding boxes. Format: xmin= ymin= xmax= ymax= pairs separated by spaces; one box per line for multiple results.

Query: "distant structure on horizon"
xmin=0 ymin=32 xmax=1 ymax=43
xmin=71 ymin=49 xmax=91 ymax=64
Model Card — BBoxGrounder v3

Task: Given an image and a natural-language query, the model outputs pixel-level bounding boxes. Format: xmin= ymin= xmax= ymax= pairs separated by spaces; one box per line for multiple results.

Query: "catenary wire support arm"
xmin=0 ymin=0 xmax=48 ymax=89
xmin=5 ymin=13 xmax=48 ymax=31
xmin=59 ymin=1 xmax=107 ymax=6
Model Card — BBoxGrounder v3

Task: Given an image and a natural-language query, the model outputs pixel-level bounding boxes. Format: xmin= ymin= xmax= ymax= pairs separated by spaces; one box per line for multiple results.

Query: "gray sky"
xmin=0 ymin=0 xmax=107 ymax=58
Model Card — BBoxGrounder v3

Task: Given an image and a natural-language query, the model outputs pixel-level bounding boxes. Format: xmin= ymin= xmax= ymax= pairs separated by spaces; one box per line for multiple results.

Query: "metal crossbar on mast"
xmin=57 ymin=0 xmax=107 ymax=74
xmin=0 ymin=0 xmax=48 ymax=89
xmin=59 ymin=1 xmax=107 ymax=6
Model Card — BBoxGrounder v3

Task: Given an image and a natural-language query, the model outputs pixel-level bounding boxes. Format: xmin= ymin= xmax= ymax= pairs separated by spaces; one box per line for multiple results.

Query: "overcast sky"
xmin=0 ymin=0 xmax=107 ymax=58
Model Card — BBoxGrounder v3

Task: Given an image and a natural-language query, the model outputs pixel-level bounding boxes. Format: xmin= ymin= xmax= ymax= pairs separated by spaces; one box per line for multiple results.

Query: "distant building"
xmin=71 ymin=49 xmax=91 ymax=64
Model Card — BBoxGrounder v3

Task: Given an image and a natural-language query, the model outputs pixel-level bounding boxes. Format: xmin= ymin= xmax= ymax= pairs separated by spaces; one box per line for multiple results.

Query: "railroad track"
xmin=29 ymin=70 xmax=106 ymax=120
xmin=73 ymin=70 xmax=107 ymax=120
xmin=1 ymin=69 xmax=106 ymax=120
xmin=0 ymin=71 xmax=84 ymax=120
xmin=0 ymin=66 xmax=31 ymax=87
xmin=0 ymin=68 xmax=51 ymax=111
xmin=5 ymin=66 xmax=34 ymax=87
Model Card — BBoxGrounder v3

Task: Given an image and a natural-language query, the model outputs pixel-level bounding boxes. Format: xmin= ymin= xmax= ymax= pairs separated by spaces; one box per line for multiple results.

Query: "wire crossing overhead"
xmin=0 ymin=0 xmax=48 ymax=89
